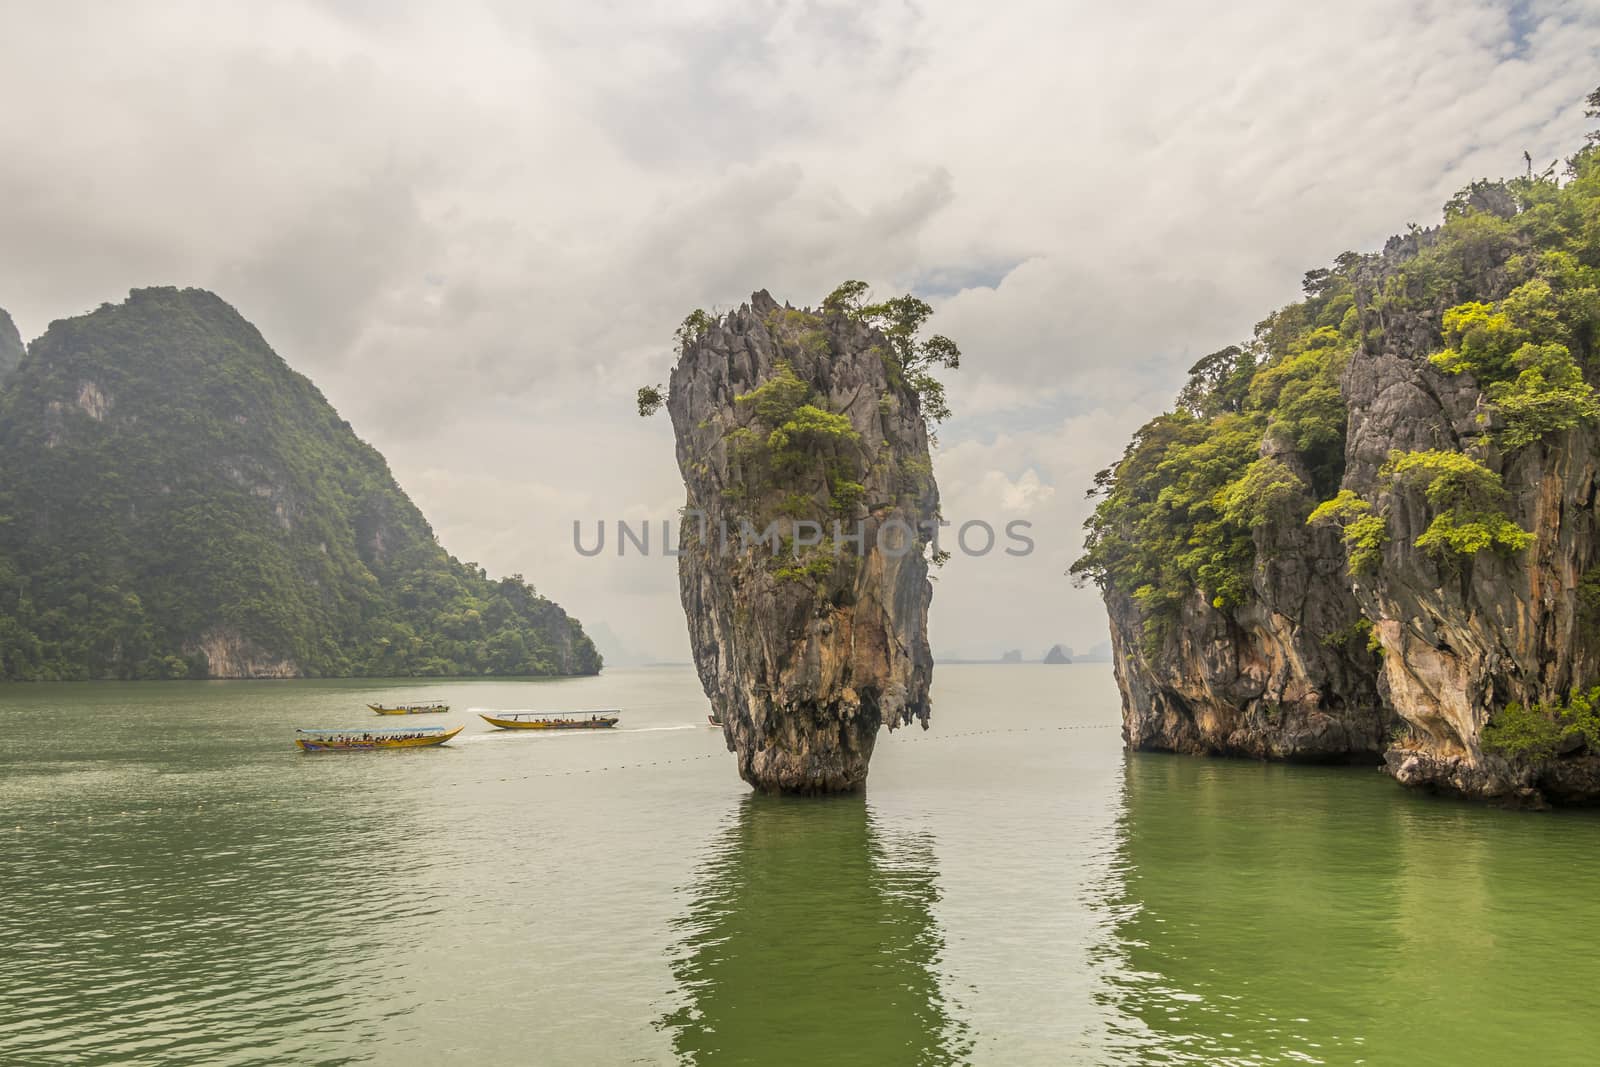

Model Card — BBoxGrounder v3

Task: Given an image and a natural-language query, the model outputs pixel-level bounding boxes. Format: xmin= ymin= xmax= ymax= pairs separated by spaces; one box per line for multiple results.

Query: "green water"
xmin=1 ymin=665 xmax=1597 ymax=1065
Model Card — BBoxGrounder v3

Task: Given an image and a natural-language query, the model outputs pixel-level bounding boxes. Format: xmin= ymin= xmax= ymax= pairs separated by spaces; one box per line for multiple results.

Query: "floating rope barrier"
xmin=896 ymin=723 xmax=1119 ymax=740
xmin=436 ymin=723 xmax=1119 ymax=787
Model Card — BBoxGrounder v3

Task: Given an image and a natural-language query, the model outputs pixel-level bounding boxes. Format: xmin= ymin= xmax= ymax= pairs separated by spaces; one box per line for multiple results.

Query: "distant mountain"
xmin=0 ymin=287 xmax=601 ymax=680
xmin=1043 ymin=644 xmax=1072 ymax=664
xmin=583 ymin=620 xmax=647 ymax=667
xmin=0 ymin=308 xmax=22 ymax=381
xmin=1000 ymin=649 xmax=1022 ymax=663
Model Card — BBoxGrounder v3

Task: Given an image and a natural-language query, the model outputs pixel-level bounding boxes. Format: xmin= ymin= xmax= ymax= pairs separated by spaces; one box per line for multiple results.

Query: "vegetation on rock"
xmin=663 ymin=289 xmax=942 ymax=792
xmin=638 ymin=310 xmax=716 ymax=418
xmin=1075 ymin=117 xmax=1600 ymax=645
xmin=1482 ymin=687 xmax=1600 ymax=762
xmin=640 ymin=284 xmax=962 ymax=590
xmin=727 ymin=358 xmax=862 ymax=527
xmin=1380 ymin=449 xmax=1532 ymax=559
xmin=1306 ymin=491 xmax=1387 ymax=574
xmin=640 ymin=282 xmax=962 ymax=427
xmin=1074 ymin=88 xmax=1600 ymax=799
xmin=1430 ymin=285 xmax=1600 ymax=449
xmin=823 ymin=281 xmax=961 ymax=425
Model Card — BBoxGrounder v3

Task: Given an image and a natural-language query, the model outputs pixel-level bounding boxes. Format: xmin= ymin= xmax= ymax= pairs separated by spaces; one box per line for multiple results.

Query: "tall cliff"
xmin=664 ymin=290 xmax=940 ymax=793
xmin=1340 ymin=214 xmax=1600 ymax=803
xmin=0 ymin=286 xmax=602 ymax=681
xmin=1077 ymin=134 xmax=1600 ymax=804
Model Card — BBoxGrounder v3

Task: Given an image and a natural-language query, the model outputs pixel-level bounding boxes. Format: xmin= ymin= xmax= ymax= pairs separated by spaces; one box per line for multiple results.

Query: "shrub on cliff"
xmin=1382 ymin=450 xmax=1533 ymax=559
xmin=823 ymin=282 xmax=961 ymax=425
xmin=726 ymin=359 xmax=863 ymax=525
xmin=1306 ymin=491 xmax=1388 ymax=574
xmin=641 ymin=284 xmax=962 ymax=429
xmin=1482 ymin=687 xmax=1600 ymax=762
xmin=1430 ymin=278 xmax=1600 ymax=449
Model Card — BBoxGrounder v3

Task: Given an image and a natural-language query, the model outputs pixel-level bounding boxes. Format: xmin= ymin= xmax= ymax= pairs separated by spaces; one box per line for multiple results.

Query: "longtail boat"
xmin=479 ymin=711 xmax=621 ymax=731
xmin=707 ymin=712 xmax=723 ymax=726
xmin=368 ymin=702 xmax=449 ymax=715
xmin=296 ymin=725 xmax=463 ymax=751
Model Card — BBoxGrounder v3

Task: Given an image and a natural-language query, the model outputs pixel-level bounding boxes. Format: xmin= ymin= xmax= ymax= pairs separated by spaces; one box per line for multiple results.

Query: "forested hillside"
xmin=0 ymin=309 xmax=21 ymax=381
xmin=0 ymin=287 xmax=601 ymax=680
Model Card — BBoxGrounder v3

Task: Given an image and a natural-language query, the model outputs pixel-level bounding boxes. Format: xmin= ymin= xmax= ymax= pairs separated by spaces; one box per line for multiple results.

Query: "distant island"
xmin=0 ymin=287 xmax=601 ymax=681
xmin=939 ymin=643 xmax=1112 ymax=664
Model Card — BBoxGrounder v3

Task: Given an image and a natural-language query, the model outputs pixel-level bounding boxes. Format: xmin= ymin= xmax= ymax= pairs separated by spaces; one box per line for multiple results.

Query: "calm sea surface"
xmin=2 ymin=664 xmax=1598 ymax=1065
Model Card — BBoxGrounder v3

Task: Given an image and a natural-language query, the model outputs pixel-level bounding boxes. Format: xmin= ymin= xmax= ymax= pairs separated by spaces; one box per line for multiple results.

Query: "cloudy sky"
xmin=2 ymin=0 xmax=1597 ymax=663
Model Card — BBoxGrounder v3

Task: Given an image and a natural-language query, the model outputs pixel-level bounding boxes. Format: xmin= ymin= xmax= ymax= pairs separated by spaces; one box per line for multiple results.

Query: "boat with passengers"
xmin=295 ymin=725 xmax=464 ymax=751
xmin=368 ymin=701 xmax=450 ymax=715
xmin=478 ymin=711 xmax=621 ymax=731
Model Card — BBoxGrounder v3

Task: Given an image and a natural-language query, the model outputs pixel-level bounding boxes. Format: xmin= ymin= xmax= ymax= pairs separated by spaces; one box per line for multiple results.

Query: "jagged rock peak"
xmin=666 ymin=290 xmax=939 ymax=793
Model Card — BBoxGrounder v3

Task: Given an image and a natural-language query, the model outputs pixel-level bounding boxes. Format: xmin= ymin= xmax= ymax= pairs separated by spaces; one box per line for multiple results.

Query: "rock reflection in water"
xmin=661 ymin=793 xmax=968 ymax=1065
xmin=1095 ymin=752 xmax=1600 ymax=1066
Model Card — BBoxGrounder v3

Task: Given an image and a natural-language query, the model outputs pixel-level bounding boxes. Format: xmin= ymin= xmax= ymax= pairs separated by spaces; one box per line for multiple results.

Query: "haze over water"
xmin=3 ymin=664 xmax=1596 ymax=1064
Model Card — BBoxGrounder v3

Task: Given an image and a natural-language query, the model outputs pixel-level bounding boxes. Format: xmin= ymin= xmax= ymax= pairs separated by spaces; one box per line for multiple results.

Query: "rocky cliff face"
xmin=1106 ymin=495 xmax=1397 ymax=764
xmin=666 ymin=291 xmax=938 ymax=793
xmin=1085 ymin=149 xmax=1600 ymax=804
xmin=1339 ymin=243 xmax=1600 ymax=804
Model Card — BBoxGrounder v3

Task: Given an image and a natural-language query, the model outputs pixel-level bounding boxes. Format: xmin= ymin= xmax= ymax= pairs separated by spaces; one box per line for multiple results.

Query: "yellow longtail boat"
xmin=479 ymin=711 xmax=621 ymax=731
xmin=296 ymin=725 xmax=463 ymax=751
xmin=368 ymin=702 xmax=449 ymax=715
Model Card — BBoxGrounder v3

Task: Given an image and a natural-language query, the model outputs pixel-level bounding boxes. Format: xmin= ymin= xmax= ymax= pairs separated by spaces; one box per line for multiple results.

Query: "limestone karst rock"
xmin=665 ymin=291 xmax=939 ymax=793
xmin=1101 ymin=517 xmax=1397 ymax=763
xmin=1079 ymin=141 xmax=1600 ymax=803
xmin=1339 ymin=235 xmax=1600 ymax=804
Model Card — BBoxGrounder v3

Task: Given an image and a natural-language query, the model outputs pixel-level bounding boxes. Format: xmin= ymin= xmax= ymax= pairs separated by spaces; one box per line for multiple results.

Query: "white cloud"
xmin=1 ymin=0 xmax=1597 ymax=663
xmin=977 ymin=469 xmax=1056 ymax=516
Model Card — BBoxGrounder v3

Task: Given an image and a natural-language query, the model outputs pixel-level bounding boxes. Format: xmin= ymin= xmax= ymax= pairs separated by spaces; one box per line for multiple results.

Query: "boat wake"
xmin=455 ymin=723 xmax=700 ymax=742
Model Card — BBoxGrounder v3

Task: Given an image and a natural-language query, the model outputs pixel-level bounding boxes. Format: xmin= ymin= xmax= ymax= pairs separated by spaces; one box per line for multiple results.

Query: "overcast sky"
xmin=2 ymin=0 xmax=1598 ymax=663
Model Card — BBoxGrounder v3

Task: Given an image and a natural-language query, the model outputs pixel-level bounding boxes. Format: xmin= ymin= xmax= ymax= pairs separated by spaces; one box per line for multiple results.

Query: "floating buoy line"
xmin=436 ymin=723 xmax=1119 ymax=787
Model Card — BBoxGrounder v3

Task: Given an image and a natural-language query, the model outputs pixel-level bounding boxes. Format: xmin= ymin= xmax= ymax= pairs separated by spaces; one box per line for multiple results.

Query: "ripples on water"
xmin=659 ymin=794 xmax=971 ymax=1064
xmin=1 ymin=767 xmax=421 ymax=1064
xmin=4 ymin=667 xmax=1600 ymax=1065
xmin=1094 ymin=755 xmax=1600 ymax=1066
